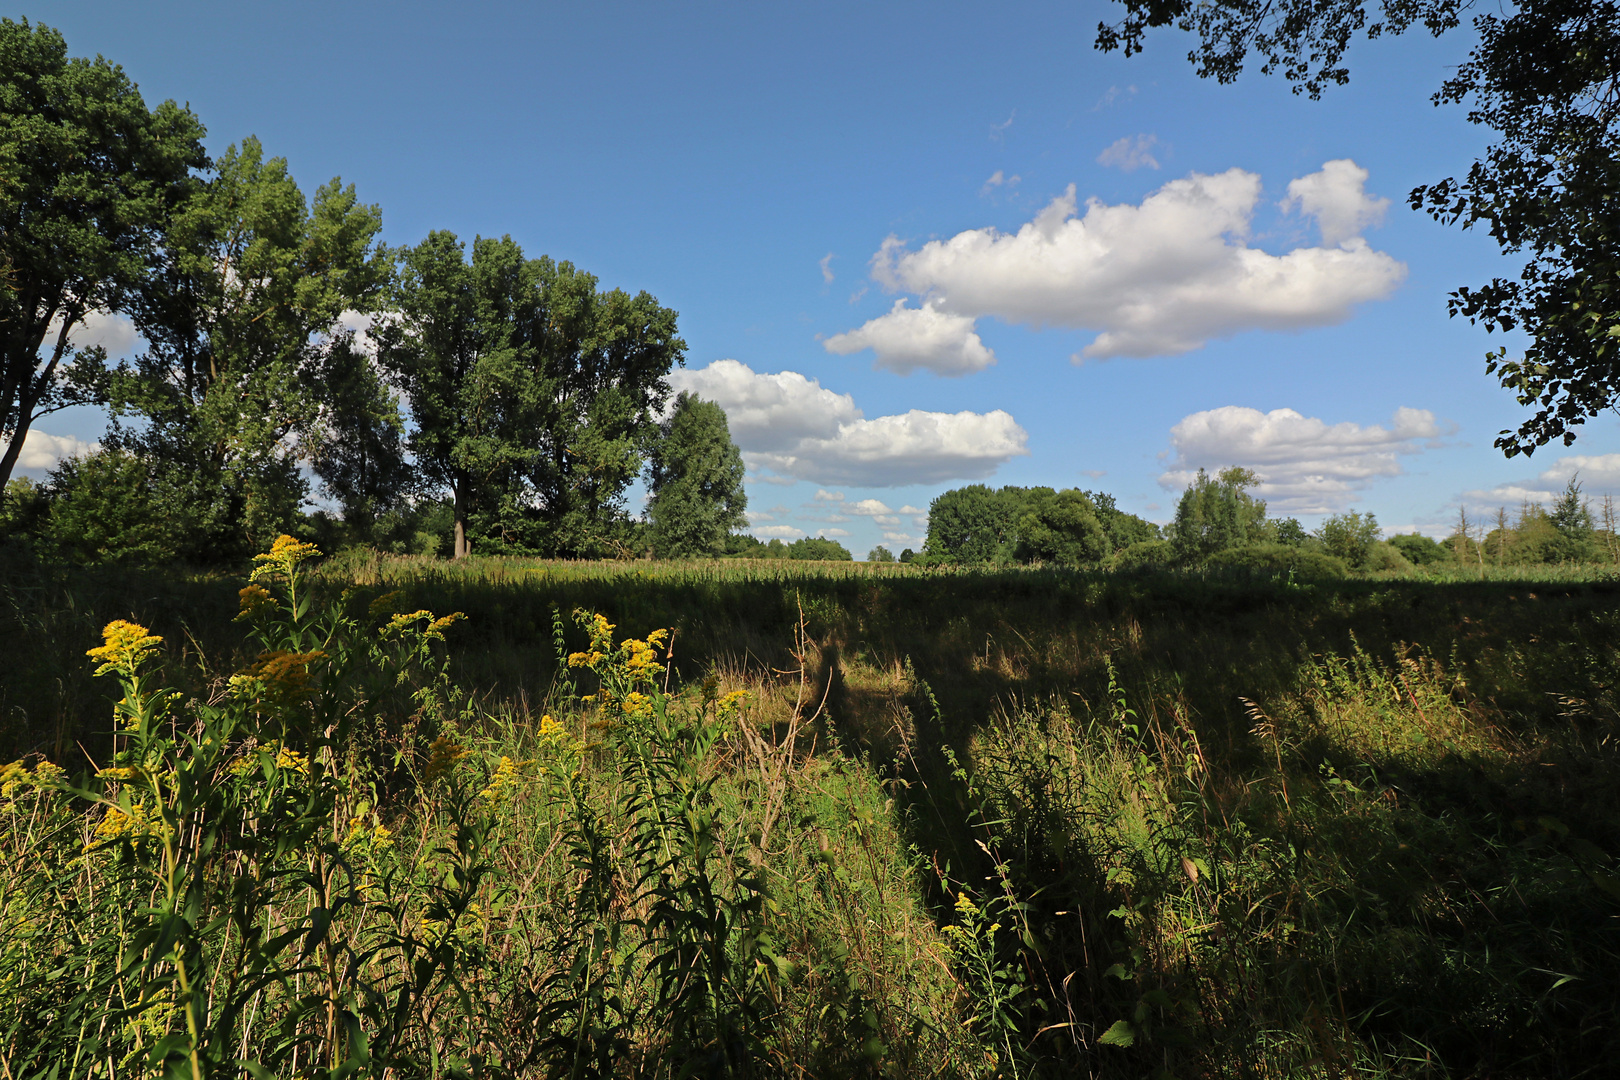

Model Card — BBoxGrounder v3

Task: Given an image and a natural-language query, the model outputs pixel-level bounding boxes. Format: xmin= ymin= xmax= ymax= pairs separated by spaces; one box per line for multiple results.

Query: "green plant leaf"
xmin=1098 ymin=1019 xmax=1137 ymax=1047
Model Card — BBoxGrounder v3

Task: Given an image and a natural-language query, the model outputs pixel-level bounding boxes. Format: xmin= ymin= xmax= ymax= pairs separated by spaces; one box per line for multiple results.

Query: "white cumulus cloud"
xmin=823 ymin=299 xmax=996 ymax=376
xmin=1097 ymin=134 xmax=1160 ymax=172
xmin=854 ymin=161 xmax=1404 ymax=362
xmin=1158 ymin=405 xmax=1445 ymax=515
xmin=2 ymin=429 xmax=100 ymax=473
xmin=1460 ymin=452 xmax=1620 ymax=513
xmin=668 ymin=359 xmax=859 ymax=452
xmin=670 ymin=359 xmax=1028 ymax=487
xmin=1282 ymin=159 xmax=1391 ymax=247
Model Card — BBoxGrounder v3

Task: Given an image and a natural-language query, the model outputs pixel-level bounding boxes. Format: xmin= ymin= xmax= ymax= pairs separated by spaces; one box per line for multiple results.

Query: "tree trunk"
xmin=453 ymin=484 xmax=469 ymax=559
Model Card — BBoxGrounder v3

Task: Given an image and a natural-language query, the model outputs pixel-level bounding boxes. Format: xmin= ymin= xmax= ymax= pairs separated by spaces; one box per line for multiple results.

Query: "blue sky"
xmin=20 ymin=0 xmax=1620 ymax=554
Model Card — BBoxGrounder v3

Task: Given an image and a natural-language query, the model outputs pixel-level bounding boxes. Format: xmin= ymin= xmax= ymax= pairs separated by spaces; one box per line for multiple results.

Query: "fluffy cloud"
xmin=753 ymin=525 xmax=806 ymax=539
xmin=1282 ymin=159 xmax=1390 ymax=247
xmin=823 ymin=299 xmax=996 ymax=376
xmin=668 ymin=359 xmax=859 ymax=452
xmin=43 ymin=309 xmax=140 ymax=359
xmin=852 ymin=161 xmax=1404 ymax=362
xmin=1097 ymin=134 xmax=1160 ymax=172
xmin=670 ymin=360 xmax=1028 ymax=487
xmin=820 ymin=253 xmax=836 ymax=284
xmin=1461 ymin=452 xmax=1620 ymax=512
xmin=1158 ymin=405 xmax=1445 ymax=515
xmin=2 ymin=429 xmax=99 ymax=473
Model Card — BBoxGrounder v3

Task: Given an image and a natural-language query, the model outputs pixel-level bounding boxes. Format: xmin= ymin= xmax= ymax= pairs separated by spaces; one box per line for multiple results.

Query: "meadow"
xmin=2 ymin=545 xmax=1618 ymax=1078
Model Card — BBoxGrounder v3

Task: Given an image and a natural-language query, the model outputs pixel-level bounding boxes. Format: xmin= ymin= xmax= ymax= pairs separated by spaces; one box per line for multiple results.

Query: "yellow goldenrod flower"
xmin=231 ymin=650 xmax=326 ymax=703
xmin=423 ymin=735 xmax=468 ymax=782
xmin=250 ymin=534 xmax=322 ymax=581
xmin=367 ymin=589 xmax=404 ymax=620
xmin=95 ymin=766 xmax=138 ymax=782
xmin=274 ymin=747 xmax=309 ymax=775
xmin=425 ymin=612 xmax=465 ymax=641
xmin=478 ymin=755 xmax=528 ymax=802
xmin=86 ymin=620 xmax=163 ymax=677
xmin=0 ymin=761 xmax=29 ymax=800
xmin=234 ymin=583 xmax=275 ymax=621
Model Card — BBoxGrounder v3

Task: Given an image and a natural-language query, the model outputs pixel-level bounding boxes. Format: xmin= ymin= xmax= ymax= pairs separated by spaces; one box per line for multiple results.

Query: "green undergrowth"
xmin=2 ymin=546 xmax=1618 ymax=1076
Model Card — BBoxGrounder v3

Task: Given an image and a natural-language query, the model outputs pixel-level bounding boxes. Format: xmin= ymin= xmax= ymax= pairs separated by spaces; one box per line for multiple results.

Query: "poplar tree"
xmin=104 ymin=138 xmax=390 ymax=557
xmin=645 ymin=392 xmax=747 ymax=558
xmin=0 ymin=17 xmax=206 ymax=495
xmin=378 ymin=232 xmax=684 ymax=558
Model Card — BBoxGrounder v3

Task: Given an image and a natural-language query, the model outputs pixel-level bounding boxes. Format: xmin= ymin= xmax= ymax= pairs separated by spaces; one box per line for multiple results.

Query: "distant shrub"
xmin=1109 ymin=539 xmax=1174 ymax=571
xmin=789 ymin=536 xmax=853 ymax=561
xmin=1206 ymin=542 xmax=1348 ymax=579
xmin=1389 ymin=533 xmax=1451 ymax=565
xmin=1361 ymin=540 xmax=1414 ymax=574
xmin=1315 ymin=511 xmax=1381 ymax=567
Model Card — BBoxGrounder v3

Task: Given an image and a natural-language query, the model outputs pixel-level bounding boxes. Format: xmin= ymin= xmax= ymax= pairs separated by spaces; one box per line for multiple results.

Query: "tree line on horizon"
xmin=917 ymin=467 xmax=1619 ymax=575
xmin=1 ymin=18 xmax=750 ymax=566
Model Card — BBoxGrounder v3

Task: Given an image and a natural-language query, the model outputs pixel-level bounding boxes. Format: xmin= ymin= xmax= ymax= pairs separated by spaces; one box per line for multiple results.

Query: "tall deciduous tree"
xmin=378 ymin=232 xmax=683 ymax=558
xmin=0 ymin=17 xmax=206 ymax=494
xmin=1167 ymin=466 xmax=1267 ymax=561
xmin=645 ymin=391 xmax=747 ymax=558
xmin=104 ymin=138 xmax=389 ymax=558
xmin=1097 ymin=0 xmax=1620 ymax=456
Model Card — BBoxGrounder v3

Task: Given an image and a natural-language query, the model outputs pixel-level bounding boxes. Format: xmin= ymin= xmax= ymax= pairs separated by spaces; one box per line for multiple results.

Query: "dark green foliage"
xmin=925 ymin=484 xmax=1157 ymax=566
xmin=1015 ymin=488 xmax=1109 ymax=566
xmin=0 ymin=477 xmax=46 ymax=541
xmin=1315 ymin=510 xmax=1382 ymax=567
xmin=646 ymin=392 xmax=747 ymax=559
xmin=1109 ymin=538 xmax=1173 ymax=571
xmin=1268 ymin=516 xmax=1310 ymax=546
xmin=1389 ymin=532 xmax=1452 ymax=565
xmin=1167 ymin=467 xmax=1267 ymax=561
xmin=1086 ymin=488 xmax=1162 ymax=549
xmin=723 ymin=535 xmax=853 ymax=561
xmin=378 ymin=231 xmax=684 ymax=559
xmin=1550 ymin=476 xmax=1595 ymax=538
xmin=0 ymin=17 xmax=207 ymax=493
xmin=104 ymin=137 xmax=390 ymax=558
xmin=787 ymin=537 xmax=852 ymax=561
xmin=867 ymin=545 xmax=895 ymax=563
xmin=924 ymin=484 xmax=1018 ymax=564
xmin=308 ymin=336 xmax=414 ymax=538
xmin=1205 ymin=540 xmax=1349 ymax=578
xmin=39 ymin=449 xmax=181 ymax=564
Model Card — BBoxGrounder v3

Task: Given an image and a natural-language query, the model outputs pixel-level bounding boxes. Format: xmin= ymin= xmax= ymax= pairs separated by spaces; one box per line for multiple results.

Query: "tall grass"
xmin=2 ymin=547 xmax=1617 ymax=1076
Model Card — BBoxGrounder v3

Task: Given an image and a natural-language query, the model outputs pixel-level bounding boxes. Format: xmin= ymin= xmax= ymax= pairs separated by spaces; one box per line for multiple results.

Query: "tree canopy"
xmin=377 ymin=231 xmax=685 ymax=559
xmin=102 ymin=138 xmax=389 ymax=558
xmin=923 ymin=484 xmax=1160 ymax=566
xmin=645 ymin=392 xmax=747 ymax=558
xmin=0 ymin=16 xmax=206 ymax=494
xmin=1098 ymin=0 xmax=1620 ymax=457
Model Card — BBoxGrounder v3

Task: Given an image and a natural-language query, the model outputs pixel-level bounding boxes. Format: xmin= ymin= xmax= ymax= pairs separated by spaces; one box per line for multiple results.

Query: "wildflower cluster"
xmin=0 ymin=759 xmax=64 ymax=802
xmin=567 ymin=610 xmax=671 ymax=725
xmin=228 ymin=649 xmax=327 ymax=705
xmin=384 ymin=609 xmax=465 ymax=643
xmin=478 ymin=756 xmax=531 ymax=803
xmin=235 ymin=583 xmax=275 ymax=621
xmin=85 ymin=620 xmax=163 ymax=678
xmin=423 ymin=735 xmax=468 ymax=783
xmin=250 ymin=534 xmax=322 ymax=582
